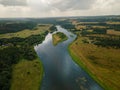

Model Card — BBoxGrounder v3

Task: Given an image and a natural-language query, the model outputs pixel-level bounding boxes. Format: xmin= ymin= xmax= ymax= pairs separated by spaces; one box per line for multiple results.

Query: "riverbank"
xmin=68 ymin=36 xmax=120 ymax=90
xmin=68 ymin=45 xmax=107 ymax=90
xmin=11 ymin=58 xmax=43 ymax=90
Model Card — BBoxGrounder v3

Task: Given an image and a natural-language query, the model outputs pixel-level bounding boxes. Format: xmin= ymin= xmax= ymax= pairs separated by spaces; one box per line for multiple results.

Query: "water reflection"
xmin=34 ymin=26 xmax=103 ymax=90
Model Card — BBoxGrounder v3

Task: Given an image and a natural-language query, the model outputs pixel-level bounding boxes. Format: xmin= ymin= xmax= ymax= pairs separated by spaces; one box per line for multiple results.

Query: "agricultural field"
xmin=0 ymin=24 xmax=52 ymax=39
xmin=107 ymin=29 xmax=120 ymax=35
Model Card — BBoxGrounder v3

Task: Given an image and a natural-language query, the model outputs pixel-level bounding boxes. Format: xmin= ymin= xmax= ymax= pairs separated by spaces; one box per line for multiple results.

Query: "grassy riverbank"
xmin=52 ymin=32 xmax=68 ymax=45
xmin=11 ymin=58 xmax=43 ymax=90
xmin=68 ymin=36 xmax=120 ymax=90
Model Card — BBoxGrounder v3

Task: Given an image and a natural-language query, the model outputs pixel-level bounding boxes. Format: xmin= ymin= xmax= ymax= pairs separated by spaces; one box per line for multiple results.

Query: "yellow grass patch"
xmin=11 ymin=59 xmax=43 ymax=90
xmin=86 ymin=30 xmax=93 ymax=32
xmin=107 ymin=30 xmax=120 ymax=35
xmin=107 ymin=22 xmax=120 ymax=25
xmin=75 ymin=25 xmax=86 ymax=30
xmin=92 ymin=26 xmax=107 ymax=29
xmin=72 ymin=20 xmax=78 ymax=25
xmin=77 ymin=22 xmax=99 ymax=24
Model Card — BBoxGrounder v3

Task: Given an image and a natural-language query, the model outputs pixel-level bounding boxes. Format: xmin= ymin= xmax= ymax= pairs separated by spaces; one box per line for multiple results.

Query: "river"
xmin=34 ymin=26 xmax=103 ymax=90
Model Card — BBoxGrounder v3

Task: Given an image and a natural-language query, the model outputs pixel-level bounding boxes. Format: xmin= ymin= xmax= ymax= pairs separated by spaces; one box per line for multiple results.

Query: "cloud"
xmin=0 ymin=0 xmax=120 ymax=17
xmin=27 ymin=0 xmax=96 ymax=14
xmin=47 ymin=0 xmax=96 ymax=11
xmin=0 ymin=0 xmax=27 ymax=6
xmin=28 ymin=0 xmax=54 ymax=12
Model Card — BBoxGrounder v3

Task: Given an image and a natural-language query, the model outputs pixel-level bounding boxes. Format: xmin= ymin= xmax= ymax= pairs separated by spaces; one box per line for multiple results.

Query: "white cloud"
xmin=48 ymin=0 xmax=96 ymax=11
xmin=0 ymin=0 xmax=120 ymax=17
xmin=0 ymin=0 xmax=27 ymax=6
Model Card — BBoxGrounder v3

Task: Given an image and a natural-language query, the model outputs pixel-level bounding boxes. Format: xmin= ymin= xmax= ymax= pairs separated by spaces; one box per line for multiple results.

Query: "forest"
xmin=0 ymin=21 xmax=37 ymax=34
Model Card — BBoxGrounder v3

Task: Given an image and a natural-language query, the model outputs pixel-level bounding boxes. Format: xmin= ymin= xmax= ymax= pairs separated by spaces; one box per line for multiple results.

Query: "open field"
xmin=75 ymin=25 xmax=86 ymax=30
xmin=106 ymin=22 xmax=120 ymax=25
xmin=92 ymin=26 xmax=107 ymax=29
xmin=0 ymin=24 xmax=51 ymax=39
xmin=72 ymin=22 xmax=99 ymax=25
xmin=11 ymin=59 xmax=43 ymax=90
xmin=52 ymin=32 xmax=68 ymax=45
xmin=69 ymin=36 xmax=120 ymax=90
xmin=107 ymin=30 xmax=120 ymax=35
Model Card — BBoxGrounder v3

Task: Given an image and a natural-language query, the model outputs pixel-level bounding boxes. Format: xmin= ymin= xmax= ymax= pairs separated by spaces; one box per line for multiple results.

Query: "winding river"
xmin=34 ymin=26 xmax=103 ymax=90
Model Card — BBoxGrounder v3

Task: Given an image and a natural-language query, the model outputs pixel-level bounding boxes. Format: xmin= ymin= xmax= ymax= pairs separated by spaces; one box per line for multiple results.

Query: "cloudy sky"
xmin=0 ymin=0 xmax=120 ymax=18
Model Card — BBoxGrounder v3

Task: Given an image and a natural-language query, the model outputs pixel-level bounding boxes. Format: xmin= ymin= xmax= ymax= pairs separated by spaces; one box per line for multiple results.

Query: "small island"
xmin=52 ymin=32 xmax=68 ymax=46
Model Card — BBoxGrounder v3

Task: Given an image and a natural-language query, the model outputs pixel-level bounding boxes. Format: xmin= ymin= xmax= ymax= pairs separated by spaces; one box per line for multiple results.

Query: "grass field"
xmin=75 ymin=25 xmax=86 ymax=30
xmin=107 ymin=30 xmax=120 ymax=35
xmin=106 ymin=22 xmax=120 ymax=25
xmin=52 ymin=32 xmax=68 ymax=45
xmin=69 ymin=36 xmax=120 ymax=90
xmin=92 ymin=26 xmax=107 ymax=29
xmin=11 ymin=59 xmax=43 ymax=90
xmin=0 ymin=24 xmax=51 ymax=39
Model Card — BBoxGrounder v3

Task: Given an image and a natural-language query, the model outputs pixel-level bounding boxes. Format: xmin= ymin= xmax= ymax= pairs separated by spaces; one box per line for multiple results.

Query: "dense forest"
xmin=0 ymin=21 xmax=37 ymax=34
xmin=49 ymin=25 xmax=57 ymax=33
xmin=88 ymin=36 xmax=120 ymax=48
xmin=74 ymin=15 xmax=120 ymax=22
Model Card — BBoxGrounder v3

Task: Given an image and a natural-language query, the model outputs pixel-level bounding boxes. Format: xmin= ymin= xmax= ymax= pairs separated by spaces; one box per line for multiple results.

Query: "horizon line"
xmin=0 ymin=14 xmax=120 ymax=19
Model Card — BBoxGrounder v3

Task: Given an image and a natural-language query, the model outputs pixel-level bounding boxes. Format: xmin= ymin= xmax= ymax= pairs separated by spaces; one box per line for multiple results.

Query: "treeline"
xmin=89 ymin=36 xmax=120 ymax=48
xmin=75 ymin=15 xmax=120 ymax=22
xmin=49 ymin=26 xmax=57 ymax=33
xmin=62 ymin=24 xmax=75 ymax=30
xmin=109 ymin=24 xmax=120 ymax=31
xmin=0 ymin=22 xmax=37 ymax=34
xmin=78 ymin=22 xmax=107 ymax=26
xmin=56 ymin=32 xmax=67 ymax=39
xmin=59 ymin=22 xmax=75 ymax=31
xmin=81 ymin=29 xmax=107 ymax=36
xmin=77 ymin=23 xmax=120 ymax=31
xmin=0 ymin=33 xmax=47 ymax=46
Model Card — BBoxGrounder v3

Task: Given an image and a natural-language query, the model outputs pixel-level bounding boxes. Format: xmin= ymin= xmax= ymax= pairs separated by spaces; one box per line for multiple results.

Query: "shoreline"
xmin=67 ymin=39 xmax=110 ymax=90
xmin=37 ymin=57 xmax=44 ymax=90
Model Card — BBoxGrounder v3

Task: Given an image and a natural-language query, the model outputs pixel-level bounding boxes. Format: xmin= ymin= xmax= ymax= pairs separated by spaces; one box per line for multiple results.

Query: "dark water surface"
xmin=34 ymin=26 xmax=103 ymax=90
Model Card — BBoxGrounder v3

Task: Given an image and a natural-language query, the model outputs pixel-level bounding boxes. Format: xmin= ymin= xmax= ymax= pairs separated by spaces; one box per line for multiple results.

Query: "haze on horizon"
xmin=0 ymin=0 xmax=120 ymax=18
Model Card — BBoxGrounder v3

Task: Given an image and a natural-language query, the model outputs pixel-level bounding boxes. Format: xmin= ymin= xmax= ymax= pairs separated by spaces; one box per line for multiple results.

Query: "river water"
xmin=34 ymin=26 xmax=103 ymax=90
